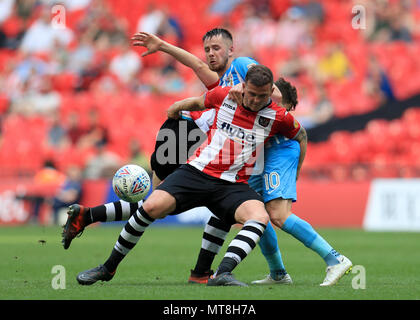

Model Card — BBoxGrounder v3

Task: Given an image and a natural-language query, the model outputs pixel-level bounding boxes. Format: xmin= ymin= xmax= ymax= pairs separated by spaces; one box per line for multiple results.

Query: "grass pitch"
xmin=1 ymin=225 xmax=419 ymax=300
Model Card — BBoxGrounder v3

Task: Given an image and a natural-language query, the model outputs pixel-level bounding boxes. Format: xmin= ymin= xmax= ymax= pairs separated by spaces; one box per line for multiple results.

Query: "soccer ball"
xmin=112 ymin=164 xmax=151 ymax=203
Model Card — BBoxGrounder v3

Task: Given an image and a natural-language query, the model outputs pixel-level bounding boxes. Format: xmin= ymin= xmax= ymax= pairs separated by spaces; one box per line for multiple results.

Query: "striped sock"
xmin=193 ymin=215 xmax=231 ymax=274
xmin=86 ymin=200 xmax=142 ymax=224
xmin=216 ymin=220 xmax=266 ymax=275
xmin=103 ymin=206 xmax=154 ymax=272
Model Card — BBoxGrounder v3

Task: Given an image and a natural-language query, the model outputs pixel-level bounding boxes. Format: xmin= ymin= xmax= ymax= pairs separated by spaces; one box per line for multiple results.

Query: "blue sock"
xmin=258 ymin=222 xmax=287 ymax=278
xmin=281 ymin=214 xmax=340 ymax=266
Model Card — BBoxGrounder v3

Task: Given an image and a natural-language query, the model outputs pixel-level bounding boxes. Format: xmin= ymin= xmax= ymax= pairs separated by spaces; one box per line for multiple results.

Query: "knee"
xmin=252 ymin=210 xmax=270 ymax=226
xmin=235 ymin=200 xmax=269 ymax=226
xmin=266 ymin=203 xmax=291 ymax=229
xmin=142 ymin=190 xmax=175 ymax=219
xmin=142 ymin=199 xmax=160 ymax=218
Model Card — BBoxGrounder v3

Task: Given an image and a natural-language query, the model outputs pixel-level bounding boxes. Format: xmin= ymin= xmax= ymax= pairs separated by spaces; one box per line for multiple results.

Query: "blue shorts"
xmin=248 ymin=138 xmax=300 ymax=203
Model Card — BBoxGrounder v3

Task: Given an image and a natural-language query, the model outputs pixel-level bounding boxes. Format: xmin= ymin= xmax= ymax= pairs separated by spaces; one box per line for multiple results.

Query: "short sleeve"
xmin=206 ymin=79 xmax=220 ymax=90
xmin=204 ymin=86 xmax=231 ymax=110
xmin=233 ymin=57 xmax=259 ymax=81
xmin=273 ymin=110 xmax=302 ymax=140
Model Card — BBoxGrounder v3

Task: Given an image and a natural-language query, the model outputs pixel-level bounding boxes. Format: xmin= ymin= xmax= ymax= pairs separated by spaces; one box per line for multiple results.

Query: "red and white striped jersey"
xmin=187 ymin=86 xmax=301 ymax=183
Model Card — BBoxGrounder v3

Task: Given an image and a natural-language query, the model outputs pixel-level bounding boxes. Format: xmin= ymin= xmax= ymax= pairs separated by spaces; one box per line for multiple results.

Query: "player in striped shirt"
xmin=75 ymin=65 xmax=305 ymax=286
xmin=132 ymin=28 xmax=351 ymax=286
xmin=63 ymin=28 xmax=352 ymax=287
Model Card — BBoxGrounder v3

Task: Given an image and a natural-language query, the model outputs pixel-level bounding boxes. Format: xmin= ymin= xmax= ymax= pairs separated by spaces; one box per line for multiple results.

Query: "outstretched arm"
xmin=167 ymin=95 xmax=206 ymax=119
xmin=132 ymin=32 xmax=219 ymax=88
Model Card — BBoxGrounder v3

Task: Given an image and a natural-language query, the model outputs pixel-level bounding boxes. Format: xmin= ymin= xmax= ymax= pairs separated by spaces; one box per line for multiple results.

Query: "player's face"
xmin=203 ymin=35 xmax=233 ymax=74
xmin=242 ymin=82 xmax=274 ymax=112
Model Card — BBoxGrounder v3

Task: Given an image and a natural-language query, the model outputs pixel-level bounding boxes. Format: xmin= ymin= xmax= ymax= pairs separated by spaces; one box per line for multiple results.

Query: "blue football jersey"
xmin=219 ymin=57 xmax=258 ymax=87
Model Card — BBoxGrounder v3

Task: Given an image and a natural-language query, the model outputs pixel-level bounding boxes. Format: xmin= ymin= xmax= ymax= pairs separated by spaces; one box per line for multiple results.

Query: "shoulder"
xmin=233 ymin=57 xmax=259 ymax=68
xmin=205 ymin=86 xmax=231 ymax=106
xmin=208 ymin=85 xmax=231 ymax=96
xmin=231 ymin=57 xmax=258 ymax=75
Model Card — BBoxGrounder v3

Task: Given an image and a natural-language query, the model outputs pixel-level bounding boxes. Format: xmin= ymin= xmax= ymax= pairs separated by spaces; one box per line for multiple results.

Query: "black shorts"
xmin=156 ymin=164 xmax=264 ymax=225
xmin=150 ymin=118 xmax=206 ymax=181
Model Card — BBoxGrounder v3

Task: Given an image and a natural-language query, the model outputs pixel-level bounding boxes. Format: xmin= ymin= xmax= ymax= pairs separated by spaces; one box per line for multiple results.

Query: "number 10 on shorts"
xmin=264 ymin=172 xmax=280 ymax=192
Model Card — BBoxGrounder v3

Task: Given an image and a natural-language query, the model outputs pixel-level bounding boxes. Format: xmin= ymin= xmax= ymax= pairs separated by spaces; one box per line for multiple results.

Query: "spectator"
xmin=128 ymin=139 xmax=151 ymax=174
xmin=316 ymin=43 xmax=351 ymax=82
xmin=136 ymin=3 xmax=166 ymax=35
xmin=67 ymin=33 xmax=95 ymax=74
xmin=293 ymin=82 xmax=334 ymax=130
xmin=46 ymin=110 xmax=68 ymax=149
xmin=23 ymin=75 xmax=62 ymax=115
xmin=292 ymin=85 xmax=317 ymax=129
xmin=51 ymin=165 xmax=83 ymax=225
xmin=275 ymin=7 xmax=313 ymax=49
xmin=389 ymin=17 xmax=412 ymax=42
xmin=363 ymin=55 xmax=395 ymax=102
xmin=78 ymin=108 xmax=109 ymax=149
xmin=66 ymin=112 xmax=85 ymax=146
xmin=306 ymin=85 xmax=334 ymax=128
xmin=277 ymin=49 xmax=306 ymax=79
xmin=160 ymin=67 xmax=185 ymax=94
xmin=17 ymin=159 xmax=66 ymax=223
xmin=209 ymin=0 xmax=242 ymax=15
xmin=235 ymin=3 xmax=277 ymax=54
xmin=0 ymin=0 xmax=14 ymax=24
xmin=84 ymin=144 xmax=120 ymax=179
xmin=109 ymin=40 xmax=142 ymax=84
xmin=20 ymin=6 xmax=74 ymax=54
xmin=297 ymin=0 xmax=325 ymax=24
xmin=15 ymin=0 xmax=37 ymax=22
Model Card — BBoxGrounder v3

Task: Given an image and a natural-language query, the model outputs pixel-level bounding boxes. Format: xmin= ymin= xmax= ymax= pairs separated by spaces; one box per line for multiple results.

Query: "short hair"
xmin=202 ymin=28 xmax=233 ymax=42
xmin=274 ymin=77 xmax=298 ymax=110
xmin=245 ymin=65 xmax=273 ymax=87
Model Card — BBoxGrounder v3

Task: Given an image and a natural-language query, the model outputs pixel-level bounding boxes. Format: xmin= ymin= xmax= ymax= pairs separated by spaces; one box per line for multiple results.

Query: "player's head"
xmin=242 ymin=65 xmax=274 ymax=112
xmin=274 ymin=78 xmax=298 ymax=111
xmin=202 ymin=28 xmax=234 ymax=74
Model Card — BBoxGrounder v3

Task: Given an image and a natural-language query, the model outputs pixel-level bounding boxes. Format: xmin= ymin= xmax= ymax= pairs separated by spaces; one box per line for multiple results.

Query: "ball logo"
xmin=112 ymin=164 xmax=151 ymax=203
xmin=117 ymin=167 xmax=131 ymax=176
xmin=131 ymin=176 xmax=147 ymax=195
xmin=114 ymin=184 xmax=125 ymax=198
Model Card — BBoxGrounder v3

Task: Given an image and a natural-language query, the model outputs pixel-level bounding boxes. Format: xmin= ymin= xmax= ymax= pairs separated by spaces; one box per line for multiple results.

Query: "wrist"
xmin=159 ymin=40 xmax=172 ymax=53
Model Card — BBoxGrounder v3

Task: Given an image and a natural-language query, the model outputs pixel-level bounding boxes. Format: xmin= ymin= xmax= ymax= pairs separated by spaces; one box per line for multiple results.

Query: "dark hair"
xmin=274 ymin=77 xmax=298 ymax=110
xmin=202 ymin=28 xmax=233 ymax=42
xmin=245 ymin=65 xmax=273 ymax=87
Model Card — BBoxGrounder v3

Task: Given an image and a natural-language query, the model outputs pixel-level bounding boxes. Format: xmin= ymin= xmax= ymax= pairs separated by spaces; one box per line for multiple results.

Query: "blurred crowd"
xmin=0 ymin=0 xmax=419 ymax=183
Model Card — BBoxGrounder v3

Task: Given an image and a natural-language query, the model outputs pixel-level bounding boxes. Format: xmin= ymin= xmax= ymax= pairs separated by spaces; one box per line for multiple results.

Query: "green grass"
xmin=0 ymin=225 xmax=419 ymax=300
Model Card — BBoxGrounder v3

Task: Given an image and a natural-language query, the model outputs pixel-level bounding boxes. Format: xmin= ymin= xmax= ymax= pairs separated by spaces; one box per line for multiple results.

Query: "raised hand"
xmin=131 ymin=32 xmax=163 ymax=57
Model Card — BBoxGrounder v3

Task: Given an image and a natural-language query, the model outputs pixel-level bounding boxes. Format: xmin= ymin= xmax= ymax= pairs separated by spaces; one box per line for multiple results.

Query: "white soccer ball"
xmin=112 ymin=164 xmax=151 ymax=203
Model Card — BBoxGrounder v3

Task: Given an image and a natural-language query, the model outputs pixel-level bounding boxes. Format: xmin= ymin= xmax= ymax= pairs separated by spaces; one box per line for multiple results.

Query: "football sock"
xmin=103 ymin=206 xmax=154 ymax=272
xmin=216 ymin=220 xmax=266 ymax=275
xmin=85 ymin=200 xmax=142 ymax=224
xmin=281 ymin=214 xmax=340 ymax=266
xmin=258 ymin=222 xmax=287 ymax=277
xmin=193 ymin=215 xmax=231 ymax=274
